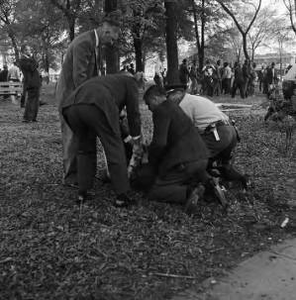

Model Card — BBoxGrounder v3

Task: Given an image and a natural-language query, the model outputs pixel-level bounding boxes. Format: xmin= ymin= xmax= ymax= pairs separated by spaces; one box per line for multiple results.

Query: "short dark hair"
xmin=143 ymin=85 xmax=166 ymax=103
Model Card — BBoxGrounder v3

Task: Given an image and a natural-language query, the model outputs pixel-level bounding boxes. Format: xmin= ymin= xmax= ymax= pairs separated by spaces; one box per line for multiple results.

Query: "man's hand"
xmin=127 ymin=137 xmax=143 ymax=179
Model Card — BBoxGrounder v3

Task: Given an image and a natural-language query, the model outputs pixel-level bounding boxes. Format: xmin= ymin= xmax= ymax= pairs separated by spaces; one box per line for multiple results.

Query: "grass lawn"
xmin=0 ymin=83 xmax=295 ymax=300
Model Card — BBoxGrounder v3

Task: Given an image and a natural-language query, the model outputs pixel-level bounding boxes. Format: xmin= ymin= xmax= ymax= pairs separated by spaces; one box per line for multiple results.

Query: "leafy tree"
xmin=16 ymin=0 xmax=66 ymax=72
xmin=283 ymin=0 xmax=296 ymax=34
xmin=119 ymin=0 xmax=164 ymax=72
xmin=247 ymin=7 xmax=278 ymax=60
xmin=0 ymin=0 xmax=20 ymax=59
xmin=189 ymin=0 xmax=228 ymax=69
xmin=49 ymin=0 xmax=82 ymax=41
xmin=216 ymin=0 xmax=262 ymax=60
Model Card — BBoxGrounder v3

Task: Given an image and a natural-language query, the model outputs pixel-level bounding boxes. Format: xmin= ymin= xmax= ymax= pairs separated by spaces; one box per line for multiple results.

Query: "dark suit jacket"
xmin=149 ymin=100 xmax=209 ymax=176
xmin=62 ymin=74 xmax=141 ymax=137
xmin=266 ymin=67 xmax=278 ymax=84
xmin=18 ymin=55 xmax=40 ymax=89
xmin=56 ymin=30 xmax=99 ymax=111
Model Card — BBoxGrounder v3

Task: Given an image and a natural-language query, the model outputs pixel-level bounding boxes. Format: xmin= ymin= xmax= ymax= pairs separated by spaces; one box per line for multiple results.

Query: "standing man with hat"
xmin=56 ymin=15 xmax=121 ymax=187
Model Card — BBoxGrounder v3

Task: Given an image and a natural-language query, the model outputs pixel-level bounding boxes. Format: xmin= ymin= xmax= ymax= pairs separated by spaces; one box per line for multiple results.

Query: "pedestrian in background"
xmin=8 ymin=61 xmax=21 ymax=104
xmin=179 ymin=59 xmax=190 ymax=88
xmin=18 ymin=44 xmax=41 ymax=122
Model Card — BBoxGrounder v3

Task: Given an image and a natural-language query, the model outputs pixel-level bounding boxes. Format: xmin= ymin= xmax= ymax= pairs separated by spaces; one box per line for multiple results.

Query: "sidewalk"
xmin=173 ymin=239 xmax=296 ymax=300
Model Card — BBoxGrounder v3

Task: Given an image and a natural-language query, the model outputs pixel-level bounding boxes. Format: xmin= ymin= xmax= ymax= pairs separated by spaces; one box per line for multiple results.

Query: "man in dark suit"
xmin=56 ymin=16 xmax=120 ymax=187
xmin=142 ymin=85 xmax=211 ymax=212
xmin=61 ymin=73 xmax=142 ymax=207
xmin=266 ymin=62 xmax=278 ymax=92
xmin=18 ymin=45 xmax=41 ymax=122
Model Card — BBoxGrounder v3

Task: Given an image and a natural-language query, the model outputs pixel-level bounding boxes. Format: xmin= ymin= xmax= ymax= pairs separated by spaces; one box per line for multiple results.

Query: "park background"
xmin=0 ymin=0 xmax=296 ymax=80
xmin=0 ymin=0 xmax=296 ymax=299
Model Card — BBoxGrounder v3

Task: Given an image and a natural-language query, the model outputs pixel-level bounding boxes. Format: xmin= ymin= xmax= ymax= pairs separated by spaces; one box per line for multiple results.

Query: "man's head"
xmin=143 ymin=85 xmax=167 ymax=112
xmin=21 ymin=44 xmax=32 ymax=57
xmin=98 ymin=16 xmax=120 ymax=46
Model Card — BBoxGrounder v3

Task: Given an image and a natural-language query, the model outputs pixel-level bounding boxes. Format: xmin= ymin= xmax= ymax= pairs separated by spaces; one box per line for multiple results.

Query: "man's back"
xmin=149 ymin=100 xmax=209 ymax=175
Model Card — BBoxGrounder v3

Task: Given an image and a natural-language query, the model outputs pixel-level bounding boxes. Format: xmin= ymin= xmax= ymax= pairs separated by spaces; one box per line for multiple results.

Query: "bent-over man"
xmin=61 ymin=74 xmax=141 ymax=207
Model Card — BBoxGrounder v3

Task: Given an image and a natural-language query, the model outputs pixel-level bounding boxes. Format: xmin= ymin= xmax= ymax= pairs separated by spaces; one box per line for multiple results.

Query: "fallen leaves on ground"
xmin=0 ymin=86 xmax=295 ymax=300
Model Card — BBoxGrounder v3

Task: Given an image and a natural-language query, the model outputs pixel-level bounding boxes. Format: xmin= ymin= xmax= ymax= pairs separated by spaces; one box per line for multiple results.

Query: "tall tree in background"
xmin=16 ymin=0 xmax=66 ymax=73
xmin=247 ymin=7 xmax=277 ymax=61
xmin=164 ymin=0 xmax=179 ymax=85
xmin=189 ymin=0 xmax=224 ymax=70
xmin=0 ymin=0 xmax=20 ymax=59
xmin=119 ymin=0 xmax=164 ymax=72
xmin=104 ymin=0 xmax=119 ymax=73
xmin=216 ymin=0 xmax=262 ymax=60
xmin=49 ymin=0 xmax=82 ymax=41
xmin=283 ymin=0 xmax=296 ymax=34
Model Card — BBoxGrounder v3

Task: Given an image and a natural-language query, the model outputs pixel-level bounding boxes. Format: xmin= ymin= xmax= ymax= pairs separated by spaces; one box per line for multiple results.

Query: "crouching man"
xmin=61 ymin=73 xmax=142 ymax=207
xmin=166 ymin=87 xmax=248 ymax=189
xmin=141 ymin=85 xmax=213 ymax=211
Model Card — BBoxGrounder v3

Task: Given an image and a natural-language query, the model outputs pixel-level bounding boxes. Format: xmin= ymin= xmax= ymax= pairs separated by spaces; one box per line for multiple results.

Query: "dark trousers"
xmin=201 ymin=124 xmax=237 ymax=161
xmin=148 ymin=159 xmax=209 ymax=204
xmin=231 ymin=81 xmax=245 ymax=99
xmin=23 ymin=87 xmax=40 ymax=121
xmin=202 ymin=125 xmax=245 ymax=184
xmin=63 ymin=104 xmax=130 ymax=195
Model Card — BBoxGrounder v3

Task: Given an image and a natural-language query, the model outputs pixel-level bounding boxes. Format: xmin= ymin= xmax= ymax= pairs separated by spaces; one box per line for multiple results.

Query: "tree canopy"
xmin=0 ymin=0 xmax=294 ymax=75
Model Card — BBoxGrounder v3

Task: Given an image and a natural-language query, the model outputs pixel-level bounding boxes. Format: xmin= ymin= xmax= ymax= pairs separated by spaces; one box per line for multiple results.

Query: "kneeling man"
xmin=142 ymin=85 xmax=212 ymax=211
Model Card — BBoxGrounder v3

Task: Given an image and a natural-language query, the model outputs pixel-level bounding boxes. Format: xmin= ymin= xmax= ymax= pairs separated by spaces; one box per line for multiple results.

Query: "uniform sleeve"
xmin=125 ymin=79 xmax=141 ymax=137
xmin=148 ymin=106 xmax=170 ymax=167
xmin=72 ymin=40 xmax=94 ymax=88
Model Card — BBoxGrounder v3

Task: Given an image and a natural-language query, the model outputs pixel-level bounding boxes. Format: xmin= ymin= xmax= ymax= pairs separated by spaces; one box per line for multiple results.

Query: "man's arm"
xmin=148 ymin=105 xmax=170 ymax=167
xmin=125 ymin=79 xmax=141 ymax=138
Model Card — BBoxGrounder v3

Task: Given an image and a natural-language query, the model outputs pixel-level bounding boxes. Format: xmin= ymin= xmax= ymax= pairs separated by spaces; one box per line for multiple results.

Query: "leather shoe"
xmin=113 ymin=193 xmax=136 ymax=208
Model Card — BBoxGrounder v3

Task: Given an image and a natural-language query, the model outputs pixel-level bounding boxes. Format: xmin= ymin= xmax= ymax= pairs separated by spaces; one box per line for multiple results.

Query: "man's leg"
xmin=20 ymin=84 xmax=26 ymax=108
xmin=78 ymin=106 xmax=130 ymax=195
xmin=148 ymin=160 xmax=209 ymax=204
xmin=60 ymin=115 xmax=79 ymax=185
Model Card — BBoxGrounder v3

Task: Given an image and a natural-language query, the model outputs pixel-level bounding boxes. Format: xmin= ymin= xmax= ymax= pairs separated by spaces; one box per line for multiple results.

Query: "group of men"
xmin=178 ymin=58 xmax=280 ymax=100
xmin=56 ymin=15 xmax=247 ymax=210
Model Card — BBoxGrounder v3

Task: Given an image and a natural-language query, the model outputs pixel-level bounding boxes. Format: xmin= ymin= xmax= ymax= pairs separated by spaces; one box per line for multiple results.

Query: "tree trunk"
xmin=68 ymin=15 xmax=75 ymax=41
xmin=104 ymin=0 xmax=119 ymax=74
xmin=134 ymin=37 xmax=144 ymax=72
xmin=242 ymin=33 xmax=249 ymax=60
xmin=200 ymin=0 xmax=205 ymax=71
xmin=164 ymin=0 xmax=179 ymax=85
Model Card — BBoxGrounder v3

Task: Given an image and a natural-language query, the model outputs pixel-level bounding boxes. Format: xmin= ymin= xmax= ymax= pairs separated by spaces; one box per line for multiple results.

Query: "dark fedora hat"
xmin=164 ymin=83 xmax=187 ymax=93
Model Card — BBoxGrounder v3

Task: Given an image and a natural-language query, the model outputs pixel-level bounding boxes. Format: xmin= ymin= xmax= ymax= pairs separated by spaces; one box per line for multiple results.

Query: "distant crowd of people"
xmin=153 ymin=58 xmax=283 ymax=100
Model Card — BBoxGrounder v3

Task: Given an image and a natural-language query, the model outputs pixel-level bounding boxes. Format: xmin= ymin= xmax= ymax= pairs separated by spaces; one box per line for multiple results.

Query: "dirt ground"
xmin=0 ymin=84 xmax=295 ymax=299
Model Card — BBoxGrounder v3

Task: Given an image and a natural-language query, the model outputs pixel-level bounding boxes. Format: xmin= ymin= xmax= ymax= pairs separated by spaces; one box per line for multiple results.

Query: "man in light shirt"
xmin=167 ymin=87 xmax=248 ymax=189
